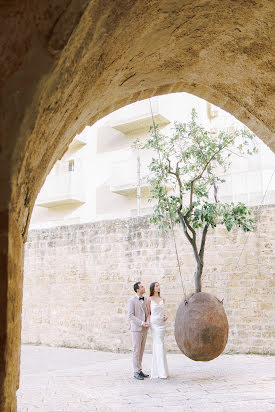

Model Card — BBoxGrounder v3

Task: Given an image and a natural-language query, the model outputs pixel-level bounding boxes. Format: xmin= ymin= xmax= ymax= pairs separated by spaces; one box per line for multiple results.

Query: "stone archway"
xmin=0 ymin=1 xmax=274 ymax=409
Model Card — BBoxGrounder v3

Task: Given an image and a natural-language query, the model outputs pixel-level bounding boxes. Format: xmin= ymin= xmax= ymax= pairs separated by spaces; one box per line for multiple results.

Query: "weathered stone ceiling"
xmin=0 ymin=1 xmax=274 ymax=409
xmin=1 ymin=0 xmax=274 ymax=237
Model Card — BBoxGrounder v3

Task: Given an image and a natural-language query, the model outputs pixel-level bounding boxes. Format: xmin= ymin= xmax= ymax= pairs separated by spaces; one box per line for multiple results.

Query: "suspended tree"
xmin=138 ymin=109 xmax=257 ymax=293
xmin=136 ymin=109 xmax=258 ymax=361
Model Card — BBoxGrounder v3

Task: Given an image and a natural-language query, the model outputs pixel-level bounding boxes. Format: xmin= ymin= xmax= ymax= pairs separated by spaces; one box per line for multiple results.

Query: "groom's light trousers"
xmin=131 ymin=329 xmax=148 ymax=373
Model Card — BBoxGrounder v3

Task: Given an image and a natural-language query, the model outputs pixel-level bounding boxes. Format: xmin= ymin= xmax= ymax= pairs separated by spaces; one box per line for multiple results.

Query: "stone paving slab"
xmin=17 ymin=345 xmax=275 ymax=412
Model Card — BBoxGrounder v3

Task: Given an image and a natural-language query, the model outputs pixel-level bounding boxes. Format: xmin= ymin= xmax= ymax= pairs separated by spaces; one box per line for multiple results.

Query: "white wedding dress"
xmin=150 ymin=299 xmax=169 ymax=379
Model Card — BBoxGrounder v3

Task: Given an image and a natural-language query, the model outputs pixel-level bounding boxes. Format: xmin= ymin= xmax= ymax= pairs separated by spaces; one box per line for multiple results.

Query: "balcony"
xmin=110 ymin=98 xmax=170 ymax=135
xmin=110 ymin=179 xmax=151 ymax=197
xmin=36 ymin=169 xmax=86 ymax=208
xmin=206 ymin=102 xmax=218 ymax=119
xmin=110 ymin=155 xmax=151 ymax=197
xmin=69 ymin=133 xmax=88 ymax=150
xmin=112 ymin=114 xmax=170 ymax=135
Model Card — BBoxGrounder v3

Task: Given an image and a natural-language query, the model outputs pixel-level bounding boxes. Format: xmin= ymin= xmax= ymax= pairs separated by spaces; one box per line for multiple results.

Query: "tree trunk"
xmin=194 ymin=262 xmax=203 ymax=293
xmin=177 ymin=210 xmax=207 ymax=294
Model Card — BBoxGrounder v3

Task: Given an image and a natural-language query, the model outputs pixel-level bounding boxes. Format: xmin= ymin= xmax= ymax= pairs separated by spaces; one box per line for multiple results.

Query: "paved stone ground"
xmin=17 ymin=345 xmax=275 ymax=412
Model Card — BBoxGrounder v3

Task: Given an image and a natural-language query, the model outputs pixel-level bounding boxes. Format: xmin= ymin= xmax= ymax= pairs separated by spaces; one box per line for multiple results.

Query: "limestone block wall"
xmin=22 ymin=206 xmax=275 ymax=355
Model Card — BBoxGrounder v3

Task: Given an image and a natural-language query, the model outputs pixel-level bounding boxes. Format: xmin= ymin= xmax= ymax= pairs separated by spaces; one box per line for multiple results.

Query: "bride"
xmin=146 ymin=282 xmax=169 ymax=379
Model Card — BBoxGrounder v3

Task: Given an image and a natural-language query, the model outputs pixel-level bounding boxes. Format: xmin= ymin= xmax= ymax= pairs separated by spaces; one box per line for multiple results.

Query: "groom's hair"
xmin=133 ymin=282 xmax=141 ymax=293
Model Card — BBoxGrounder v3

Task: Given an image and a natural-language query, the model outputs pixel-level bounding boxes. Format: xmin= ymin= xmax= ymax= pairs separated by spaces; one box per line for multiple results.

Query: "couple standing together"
xmin=128 ymin=281 xmax=169 ymax=380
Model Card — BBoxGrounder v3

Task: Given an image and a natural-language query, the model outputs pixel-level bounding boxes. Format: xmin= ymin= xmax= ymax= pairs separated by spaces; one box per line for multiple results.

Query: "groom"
xmin=128 ymin=282 xmax=150 ymax=380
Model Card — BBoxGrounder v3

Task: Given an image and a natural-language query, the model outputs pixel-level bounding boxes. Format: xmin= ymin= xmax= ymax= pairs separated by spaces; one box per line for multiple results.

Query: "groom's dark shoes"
xmin=140 ymin=371 xmax=149 ymax=378
xmin=134 ymin=372 xmax=144 ymax=380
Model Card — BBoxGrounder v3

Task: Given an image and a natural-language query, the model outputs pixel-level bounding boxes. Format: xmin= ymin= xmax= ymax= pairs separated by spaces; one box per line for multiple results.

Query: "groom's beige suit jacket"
xmin=128 ymin=295 xmax=148 ymax=332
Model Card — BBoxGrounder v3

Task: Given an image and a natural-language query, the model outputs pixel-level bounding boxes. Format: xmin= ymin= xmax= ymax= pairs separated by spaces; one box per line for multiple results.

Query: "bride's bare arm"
xmin=162 ymin=297 xmax=168 ymax=321
xmin=146 ymin=297 xmax=151 ymax=322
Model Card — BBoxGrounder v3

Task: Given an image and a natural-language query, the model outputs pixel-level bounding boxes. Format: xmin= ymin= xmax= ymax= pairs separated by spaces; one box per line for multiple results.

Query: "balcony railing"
xmin=110 ymin=99 xmax=170 ymax=135
xmin=110 ymin=155 xmax=151 ymax=197
xmin=36 ymin=170 xmax=86 ymax=208
xmin=69 ymin=133 xmax=88 ymax=150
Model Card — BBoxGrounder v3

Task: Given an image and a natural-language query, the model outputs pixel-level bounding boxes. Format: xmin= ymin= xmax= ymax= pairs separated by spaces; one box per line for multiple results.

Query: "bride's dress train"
xmin=150 ymin=299 xmax=169 ymax=379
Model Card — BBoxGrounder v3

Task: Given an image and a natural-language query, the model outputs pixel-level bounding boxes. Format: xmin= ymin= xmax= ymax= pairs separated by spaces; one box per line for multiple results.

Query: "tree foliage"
xmin=136 ymin=109 xmax=258 ymax=292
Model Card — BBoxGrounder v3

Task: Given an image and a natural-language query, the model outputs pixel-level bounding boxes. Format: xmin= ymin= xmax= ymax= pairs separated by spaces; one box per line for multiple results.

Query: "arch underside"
xmin=0 ymin=0 xmax=274 ymax=409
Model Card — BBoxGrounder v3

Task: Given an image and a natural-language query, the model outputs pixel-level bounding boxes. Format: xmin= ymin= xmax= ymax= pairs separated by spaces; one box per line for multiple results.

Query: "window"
xmin=68 ymin=159 xmax=74 ymax=172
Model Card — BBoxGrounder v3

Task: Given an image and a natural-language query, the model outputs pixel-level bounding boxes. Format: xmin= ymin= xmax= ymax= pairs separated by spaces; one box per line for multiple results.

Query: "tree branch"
xmin=183 ymin=213 xmax=196 ymax=239
xmin=225 ymin=147 xmax=245 ymax=158
xmin=213 ymin=180 xmax=218 ymax=203
xmin=199 ymin=223 xmax=209 ymax=262
xmin=185 ymin=136 xmax=236 ymax=215
xmin=177 ymin=209 xmax=193 ymax=244
xmin=178 ymin=209 xmax=200 ymax=264
xmin=190 ymin=135 xmax=237 ymax=187
xmin=168 ymin=159 xmax=184 ymax=202
xmin=189 ymin=181 xmax=194 ymax=211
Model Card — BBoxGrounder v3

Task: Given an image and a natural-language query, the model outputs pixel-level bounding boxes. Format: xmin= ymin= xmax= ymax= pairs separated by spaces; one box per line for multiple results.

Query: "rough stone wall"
xmin=1 ymin=1 xmax=275 ymax=408
xmin=22 ymin=205 xmax=275 ymax=355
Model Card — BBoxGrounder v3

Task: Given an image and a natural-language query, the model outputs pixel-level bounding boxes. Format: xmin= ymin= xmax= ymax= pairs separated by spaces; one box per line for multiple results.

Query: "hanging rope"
xmin=149 ymin=98 xmax=185 ymax=295
xmin=148 ymin=97 xmax=275 ymax=292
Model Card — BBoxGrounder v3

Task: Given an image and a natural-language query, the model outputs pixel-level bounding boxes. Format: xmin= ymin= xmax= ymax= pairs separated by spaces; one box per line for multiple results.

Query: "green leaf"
xmin=136 ymin=109 xmax=256 ymax=237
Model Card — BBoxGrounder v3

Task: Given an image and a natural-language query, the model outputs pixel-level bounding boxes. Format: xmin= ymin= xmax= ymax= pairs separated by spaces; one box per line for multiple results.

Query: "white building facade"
xmin=30 ymin=93 xmax=275 ymax=228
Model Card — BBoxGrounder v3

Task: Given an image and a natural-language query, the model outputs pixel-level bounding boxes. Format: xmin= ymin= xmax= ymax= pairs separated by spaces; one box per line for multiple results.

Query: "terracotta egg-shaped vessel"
xmin=175 ymin=292 xmax=229 ymax=361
